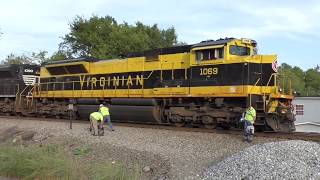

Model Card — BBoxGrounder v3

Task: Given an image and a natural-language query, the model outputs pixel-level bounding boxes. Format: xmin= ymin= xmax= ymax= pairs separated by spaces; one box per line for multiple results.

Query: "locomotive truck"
xmin=0 ymin=38 xmax=296 ymax=132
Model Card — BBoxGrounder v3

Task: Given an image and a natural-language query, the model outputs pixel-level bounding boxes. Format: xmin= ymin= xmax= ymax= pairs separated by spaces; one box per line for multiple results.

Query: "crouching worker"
xmin=89 ymin=112 xmax=104 ymax=136
xmin=99 ymin=104 xmax=114 ymax=131
xmin=242 ymin=106 xmax=256 ymax=142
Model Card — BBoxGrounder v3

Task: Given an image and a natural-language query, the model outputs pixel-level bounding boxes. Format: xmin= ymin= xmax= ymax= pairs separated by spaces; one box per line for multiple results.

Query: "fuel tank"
xmin=77 ymin=104 xmax=161 ymax=124
xmin=76 ymin=98 xmax=157 ymax=106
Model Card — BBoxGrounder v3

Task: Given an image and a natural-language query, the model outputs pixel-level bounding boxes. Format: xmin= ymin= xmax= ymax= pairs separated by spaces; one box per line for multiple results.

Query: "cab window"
xmin=195 ymin=47 xmax=224 ymax=61
xmin=230 ymin=45 xmax=250 ymax=56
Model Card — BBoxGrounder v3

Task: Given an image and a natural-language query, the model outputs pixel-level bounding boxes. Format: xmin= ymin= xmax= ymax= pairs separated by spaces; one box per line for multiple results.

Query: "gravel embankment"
xmin=0 ymin=117 xmax=280 ymax=179
xmin=203 ymin=140 xmax=320 ymax=180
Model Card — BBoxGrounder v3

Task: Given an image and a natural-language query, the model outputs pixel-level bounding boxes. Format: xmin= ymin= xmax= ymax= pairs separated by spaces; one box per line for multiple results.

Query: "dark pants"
xmin=244 ymin=120 xmax=253 ymax=130
xmin=244 ymin=120 xmax=254 ymax=135
xmin=103 ymin=115 xmax=113 ymax=130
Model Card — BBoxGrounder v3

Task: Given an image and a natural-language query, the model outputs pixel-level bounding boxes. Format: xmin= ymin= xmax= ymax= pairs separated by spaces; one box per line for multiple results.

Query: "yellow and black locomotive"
xmin=7 ymin=38 xmax=296 ymax=132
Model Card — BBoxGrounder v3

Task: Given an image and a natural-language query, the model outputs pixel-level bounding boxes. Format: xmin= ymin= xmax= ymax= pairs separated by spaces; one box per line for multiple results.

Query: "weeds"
xmin=0 ymin=144 xmax=140 ymax=180
xmin=90 ymin=162 xmax=140 ymax=180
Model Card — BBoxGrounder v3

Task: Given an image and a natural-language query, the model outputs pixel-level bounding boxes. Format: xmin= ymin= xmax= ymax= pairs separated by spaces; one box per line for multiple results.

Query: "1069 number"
xmin=200 ymin=67 xmax=218 ymax=76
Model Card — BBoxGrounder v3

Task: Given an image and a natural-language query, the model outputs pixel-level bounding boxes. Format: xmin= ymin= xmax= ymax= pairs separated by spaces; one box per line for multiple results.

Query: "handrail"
xmin=262 ymin=73 xmax=278 ymax=112
xmin=249 ymin=78 xmax=260 ymax=107
xmin=15 ymin=84 xmax=20 ymax=107
xmin=262 ymin=73 xmax=293 ymax=112
xmin=265 ymin=73 xmax=277 ymax=88
xmin=34 ymin=74 xmax=150 ymax=92
xmin=19 ymin=85 xmax=31 ymax=105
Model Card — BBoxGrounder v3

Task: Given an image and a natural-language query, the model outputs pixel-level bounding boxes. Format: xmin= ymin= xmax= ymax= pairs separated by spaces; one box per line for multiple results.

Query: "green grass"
xmin=0 ymin=144 xmax=140 ymax=180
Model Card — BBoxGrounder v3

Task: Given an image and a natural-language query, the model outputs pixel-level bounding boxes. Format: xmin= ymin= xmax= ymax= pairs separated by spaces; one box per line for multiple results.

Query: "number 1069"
xmin=200 ymin=67 xmax=218 ymax=76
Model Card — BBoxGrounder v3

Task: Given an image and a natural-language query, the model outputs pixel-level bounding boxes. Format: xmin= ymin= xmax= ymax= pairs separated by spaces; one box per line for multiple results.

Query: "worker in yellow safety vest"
xmin=243 ymin=106 xmax=256 ymax=142
xmin=245 ymin=106 xmax=256 ymax=124
xmin=99 ymin=104 xmax=114 ymax=131
xmin=89 ymin=112 xmax=104 ymax=136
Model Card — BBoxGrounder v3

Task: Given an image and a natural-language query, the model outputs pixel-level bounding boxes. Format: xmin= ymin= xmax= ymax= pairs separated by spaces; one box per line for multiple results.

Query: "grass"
xmin=91 ymin=163 xmax=140 ymax=180
xmin=0 ymin=144 xmax=140 ymax=180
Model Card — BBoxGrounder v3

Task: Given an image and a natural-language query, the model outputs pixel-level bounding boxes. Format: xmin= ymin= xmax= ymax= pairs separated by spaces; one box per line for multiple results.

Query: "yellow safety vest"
xmin=245 ymin=107 xmax=256 ymax=123
xmin=99 ymin=106 xmax=110 ymax=116
xmin=90 ymin=112 xmax=103 ymax=121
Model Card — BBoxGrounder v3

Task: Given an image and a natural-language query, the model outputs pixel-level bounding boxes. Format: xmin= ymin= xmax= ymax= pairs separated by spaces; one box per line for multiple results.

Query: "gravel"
xmin=203 ymin=140 xmax=320 ymax=180
xmin=0 ymin=117 xmax=281 ymax=179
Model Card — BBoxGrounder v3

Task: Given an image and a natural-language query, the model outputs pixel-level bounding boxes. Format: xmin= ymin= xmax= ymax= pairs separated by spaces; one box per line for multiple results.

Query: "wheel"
xmin=174 ymin=122 xmax=184 ymax=127
xmin=202 ymin=116 xmax=217 ymax=129
xmin=221 ymin=124 xmax=231 ymax=130
xmin=204 ymin=124 xmax=216 ymax=129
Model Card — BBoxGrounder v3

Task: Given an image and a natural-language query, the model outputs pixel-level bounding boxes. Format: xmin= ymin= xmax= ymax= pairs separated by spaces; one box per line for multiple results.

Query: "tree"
xmin=2 ymin=51 xmax=50 ymax=65
xmin=31 ymin=51 xmax=50 ymax=64
xmin=3 ymin=53 xmax=34 ymax=65
xmin=278 ymin=63 xmax=306 ymax=95
xmin=60 ymin=15 xmax=179 ymax=59
xmin=278 ymin=63 xmax=320 ymax=96
xmin=305 ymin=68 xmax=320 ymax=96
xmin=49 ymin=50 xmax=71 ymax=61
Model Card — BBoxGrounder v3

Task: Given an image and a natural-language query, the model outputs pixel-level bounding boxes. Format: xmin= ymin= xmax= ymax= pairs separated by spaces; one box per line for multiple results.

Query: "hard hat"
xmin=99 ymin=104 xmax=104 ymax=107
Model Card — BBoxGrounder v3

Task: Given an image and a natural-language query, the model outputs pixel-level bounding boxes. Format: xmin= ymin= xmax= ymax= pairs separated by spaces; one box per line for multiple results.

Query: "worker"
xmin=243 ymin=106 xmax=256 ymax=142
xmin=99 ymin=104 xmax=114 ymax=131
xmin=89 ymin=111 xmax=104 ymax=136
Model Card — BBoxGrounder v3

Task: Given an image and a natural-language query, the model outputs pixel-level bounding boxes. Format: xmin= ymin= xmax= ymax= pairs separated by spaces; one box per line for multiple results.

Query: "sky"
xmin=0 ymin=0 xmax=319 ymax=70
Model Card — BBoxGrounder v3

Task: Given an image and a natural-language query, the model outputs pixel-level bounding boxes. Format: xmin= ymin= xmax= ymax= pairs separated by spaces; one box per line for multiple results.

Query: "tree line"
xmin=1 ymin=15 xmax=319 ymax=96
xmin=278 ymin=63 xmax=320 ymax=96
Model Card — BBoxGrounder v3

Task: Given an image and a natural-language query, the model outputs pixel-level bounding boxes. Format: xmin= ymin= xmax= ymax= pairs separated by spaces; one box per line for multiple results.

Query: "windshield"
xmin=230 ymin=45 xmax=250 ymax=56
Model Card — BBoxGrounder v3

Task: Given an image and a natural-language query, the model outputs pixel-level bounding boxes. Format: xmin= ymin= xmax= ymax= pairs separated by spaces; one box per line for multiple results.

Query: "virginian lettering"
xmin=79 ymin=74 xmax=144 ymax=89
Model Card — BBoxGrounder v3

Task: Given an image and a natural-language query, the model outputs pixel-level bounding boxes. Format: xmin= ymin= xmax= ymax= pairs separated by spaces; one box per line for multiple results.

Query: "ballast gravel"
xmin=0 ymin=117 xmax=310 ymax=179
xmin=203 ymin=140 xmax=320 ymax=180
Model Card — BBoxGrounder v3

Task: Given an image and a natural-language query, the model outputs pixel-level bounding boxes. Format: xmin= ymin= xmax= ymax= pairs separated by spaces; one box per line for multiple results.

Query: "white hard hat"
xmin=99 ymin=104 xmax=104 ymax=107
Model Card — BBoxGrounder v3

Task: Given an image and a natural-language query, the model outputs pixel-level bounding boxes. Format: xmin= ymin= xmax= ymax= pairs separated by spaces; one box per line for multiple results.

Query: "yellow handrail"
xmin=249 ymin=78 xmax=260 ymax=107
xmin=262 ymin=73 xmax=278 ymax=112
xmin=18 ymin=85 xmax=31 ymax=106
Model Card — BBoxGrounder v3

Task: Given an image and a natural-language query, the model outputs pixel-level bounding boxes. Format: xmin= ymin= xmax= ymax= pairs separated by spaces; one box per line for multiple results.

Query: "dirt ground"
xmin=0 ymin=117 xmax=280 ymax=180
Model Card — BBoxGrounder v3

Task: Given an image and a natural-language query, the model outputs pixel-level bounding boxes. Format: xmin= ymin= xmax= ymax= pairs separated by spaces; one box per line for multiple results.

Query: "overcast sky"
xmin=0 ymin=0 xmax=319 ymax=69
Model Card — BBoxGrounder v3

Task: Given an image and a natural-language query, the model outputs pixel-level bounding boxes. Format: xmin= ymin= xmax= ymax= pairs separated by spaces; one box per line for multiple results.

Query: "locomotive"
xmin=0 ymin=38 xmax=296 ymax=132
xmin=0 ymin=64 xmax=40 ymax=114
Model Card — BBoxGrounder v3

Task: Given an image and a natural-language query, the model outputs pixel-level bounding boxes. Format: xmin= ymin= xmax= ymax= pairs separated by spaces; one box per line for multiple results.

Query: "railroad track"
xmin=1 ymin=115 xmax=320 ymax=142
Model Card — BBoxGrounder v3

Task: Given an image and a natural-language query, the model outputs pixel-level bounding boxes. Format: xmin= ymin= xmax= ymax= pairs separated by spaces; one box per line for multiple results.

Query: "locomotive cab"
xmin=190 ymin=38 xmax=256 ymax=65
xmin=188 ymin=38 xmax=295 ymax=132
